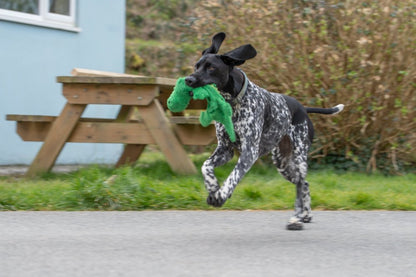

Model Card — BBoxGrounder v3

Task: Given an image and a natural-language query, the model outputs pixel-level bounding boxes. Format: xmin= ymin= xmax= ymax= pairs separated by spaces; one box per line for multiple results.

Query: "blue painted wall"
xmin=0 ymin=1 xmax=126 ymax=165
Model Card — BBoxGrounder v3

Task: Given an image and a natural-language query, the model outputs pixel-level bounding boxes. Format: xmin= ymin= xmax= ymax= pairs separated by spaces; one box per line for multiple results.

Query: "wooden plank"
xmin=26 ymin=103 xmax=86 ymax=177
xmin=70 ymin=122 xmax=155 ymax=143
xmin=174 ymin=125 xmax=217 ymax=146
xmin=68 ymin=122 xmax=155 ymax=143
xmin=16 ymin=121 xmax=156 ymax=144
xmin=17 ymin=121 xmax=52 ymax=141
xmin=62 ymin=83 xmax=159 ymax=105
xmin=6 ymin=114 xmax=56 ymax=122
xmin=155 ymin=77 xmax=176 ymax=87
xmin=14 ymin=120 xmax=216 ymax=146
xmin=11 ymin=115 xmax=215 ymax=146
xmin=62 ymin=74 xmax=204 ymax=110
xmin=139 ymin=100 xmax=197 ymax=175
xmin=58 ymin=76 xmax=157 ymax=84
xmin=7 ymin=115 xmax=125 ymax=124
xmin=57 ymin=76 xmax=176 ymax=87
xmin=7 ymin=114 xmax=211 ymax=126
xmin=115 ymin=144 xmax=146 ymax=167
xmin=71 ymin=68 xmax=141 ymax=77
xmin=170 ymin=116 xmax=201 ymax=124
xmin=115 ymin=105 xmax=135 ymax=122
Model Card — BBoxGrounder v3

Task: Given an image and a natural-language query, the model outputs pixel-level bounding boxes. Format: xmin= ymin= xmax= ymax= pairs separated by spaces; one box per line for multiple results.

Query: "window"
xmin=0 ymin=0 xmax=79 ymax=32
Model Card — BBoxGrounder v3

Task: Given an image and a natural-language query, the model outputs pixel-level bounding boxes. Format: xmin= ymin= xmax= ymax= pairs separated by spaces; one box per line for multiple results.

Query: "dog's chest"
xmin=225 ymin=81 xmax=292 ymax=153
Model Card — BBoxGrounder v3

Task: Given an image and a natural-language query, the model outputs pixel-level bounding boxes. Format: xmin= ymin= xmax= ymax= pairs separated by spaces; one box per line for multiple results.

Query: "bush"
xmin=126 ymin=0 xmax=199 ymax=76
xmin=182 ymin=0 xmax=416 ymax=173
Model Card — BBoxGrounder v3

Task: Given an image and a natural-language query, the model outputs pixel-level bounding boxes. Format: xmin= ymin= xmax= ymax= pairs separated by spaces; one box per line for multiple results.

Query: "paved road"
xmin=1 ymin=211 xmax=415 ymax=277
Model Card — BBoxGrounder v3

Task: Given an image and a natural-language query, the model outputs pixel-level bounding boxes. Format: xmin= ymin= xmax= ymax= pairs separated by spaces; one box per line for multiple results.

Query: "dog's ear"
xmin=202 ymin=32 xmax=226 ymax=55
xmin=220 ymin=44 xmax=257 ymax=66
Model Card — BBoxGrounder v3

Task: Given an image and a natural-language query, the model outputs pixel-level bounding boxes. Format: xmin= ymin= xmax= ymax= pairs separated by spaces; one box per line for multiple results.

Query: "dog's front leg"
xmin=207 ymin=147 xmax=259 ymax=207
xmin=202 ymin=143 xmax=234 ymax=194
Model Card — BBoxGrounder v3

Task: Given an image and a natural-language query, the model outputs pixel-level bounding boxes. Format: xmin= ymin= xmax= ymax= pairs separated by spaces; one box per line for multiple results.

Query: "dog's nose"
xmin=185 ymin=76 xmax=196 ymax=87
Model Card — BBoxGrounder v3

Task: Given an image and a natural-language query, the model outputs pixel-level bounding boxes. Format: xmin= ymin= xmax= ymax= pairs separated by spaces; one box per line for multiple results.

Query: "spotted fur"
xmin=186 ymin=32 xmax=343 ymax=230
xmin=202 ymin=79 xmax=314 ymax=229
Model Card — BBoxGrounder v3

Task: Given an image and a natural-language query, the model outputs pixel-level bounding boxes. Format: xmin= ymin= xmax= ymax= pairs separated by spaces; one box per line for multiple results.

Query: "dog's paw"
xmin=286 ymin=216 xmax=304 ymax=231
xmin=302 ymin=214 xmax=313 ymax=223
xmin=206 ymin=191 xmax=227 ymax=207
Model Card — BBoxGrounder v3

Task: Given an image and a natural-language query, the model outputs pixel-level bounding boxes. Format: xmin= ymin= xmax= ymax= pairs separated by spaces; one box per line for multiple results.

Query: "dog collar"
xmin=233 ymin=70 xmax=248 ymax=105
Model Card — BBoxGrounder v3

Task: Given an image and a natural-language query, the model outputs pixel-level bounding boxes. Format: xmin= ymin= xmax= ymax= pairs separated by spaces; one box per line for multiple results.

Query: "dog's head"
xmin=185 ymin=32 xmax=257 ymax=93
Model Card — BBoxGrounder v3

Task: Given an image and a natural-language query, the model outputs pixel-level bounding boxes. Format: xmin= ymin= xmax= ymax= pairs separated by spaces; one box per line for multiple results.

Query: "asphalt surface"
xmin=1 ymin=211 xmax=415 ymax=277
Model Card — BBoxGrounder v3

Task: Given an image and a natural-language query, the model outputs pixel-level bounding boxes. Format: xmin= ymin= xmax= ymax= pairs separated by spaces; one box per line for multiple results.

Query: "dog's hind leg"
xmin=272 ymin=133 xmax=312 ymax=230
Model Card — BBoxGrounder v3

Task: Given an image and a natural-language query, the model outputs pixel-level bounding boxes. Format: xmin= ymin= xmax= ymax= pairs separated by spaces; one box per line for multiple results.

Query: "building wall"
xmin=0 ymin=0 xmax=126 ymax=165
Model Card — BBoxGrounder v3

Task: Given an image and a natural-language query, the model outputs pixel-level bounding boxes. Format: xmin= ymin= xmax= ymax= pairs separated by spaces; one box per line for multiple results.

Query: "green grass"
xmin=1 ymin=152 xmax=416 ymax=211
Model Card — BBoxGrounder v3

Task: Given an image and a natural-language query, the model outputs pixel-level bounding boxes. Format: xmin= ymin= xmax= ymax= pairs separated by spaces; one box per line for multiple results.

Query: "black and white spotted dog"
xmin=185 ymin=33 xmax=344 ymax=230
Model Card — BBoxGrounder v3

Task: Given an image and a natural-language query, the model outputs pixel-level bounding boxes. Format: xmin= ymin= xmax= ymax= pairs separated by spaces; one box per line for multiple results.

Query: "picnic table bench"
xmin=7 ymin=69 xmax=217 ymax=177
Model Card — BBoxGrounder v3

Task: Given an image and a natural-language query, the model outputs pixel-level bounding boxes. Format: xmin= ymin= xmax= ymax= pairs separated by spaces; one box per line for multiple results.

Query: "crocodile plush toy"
xmin=167 ymin=77 xmax=236 ymax=142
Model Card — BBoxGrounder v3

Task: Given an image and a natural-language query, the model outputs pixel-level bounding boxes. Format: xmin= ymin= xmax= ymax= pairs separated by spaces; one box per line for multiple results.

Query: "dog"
xmin=185 ymin=32 xmax=344 ymax=230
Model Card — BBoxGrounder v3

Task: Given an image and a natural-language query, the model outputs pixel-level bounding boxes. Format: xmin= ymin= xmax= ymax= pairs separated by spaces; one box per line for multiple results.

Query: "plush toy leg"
xmin=199 ymin=111 xmax=213 ymax=127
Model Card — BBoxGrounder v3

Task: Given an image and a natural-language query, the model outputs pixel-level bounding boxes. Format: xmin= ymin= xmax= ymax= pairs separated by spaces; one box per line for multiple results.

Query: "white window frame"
xmin=0 ymin=0 xmax=80 ymax=32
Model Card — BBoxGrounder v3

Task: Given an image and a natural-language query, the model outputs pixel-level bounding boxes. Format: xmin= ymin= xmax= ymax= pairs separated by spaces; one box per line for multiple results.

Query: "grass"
xmin=1 ymin=152 xmax=416 ymax=211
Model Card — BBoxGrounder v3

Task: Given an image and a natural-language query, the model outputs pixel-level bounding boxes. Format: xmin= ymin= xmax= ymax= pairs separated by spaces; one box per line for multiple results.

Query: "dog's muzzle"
xmin=185 ymin=76 xmax=197 ymax=87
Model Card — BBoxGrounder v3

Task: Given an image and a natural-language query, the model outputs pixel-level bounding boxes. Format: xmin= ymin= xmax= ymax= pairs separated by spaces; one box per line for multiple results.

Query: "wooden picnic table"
xmin=7 ymin=69 xmax=216 ymax=177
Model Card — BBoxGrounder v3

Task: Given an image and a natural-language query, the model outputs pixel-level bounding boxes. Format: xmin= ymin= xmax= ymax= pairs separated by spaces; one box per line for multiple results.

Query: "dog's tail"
xmin=306 ymin=104 xmax=344 ymax=115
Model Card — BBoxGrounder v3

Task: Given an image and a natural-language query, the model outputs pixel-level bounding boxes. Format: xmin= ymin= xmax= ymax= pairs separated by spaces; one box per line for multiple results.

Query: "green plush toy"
xmin=167 ymin=77 xmax=236 ymax=142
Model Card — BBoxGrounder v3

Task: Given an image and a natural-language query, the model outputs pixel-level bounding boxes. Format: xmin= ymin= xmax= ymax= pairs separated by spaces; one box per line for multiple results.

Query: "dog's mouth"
xmin=185 ymin=75 xmax=215 ymax=89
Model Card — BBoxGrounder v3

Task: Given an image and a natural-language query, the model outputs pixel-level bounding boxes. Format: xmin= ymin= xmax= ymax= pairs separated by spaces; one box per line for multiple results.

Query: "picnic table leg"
xmin=26 ymin=103 xmax=86 ymax=177
xmin=115 ymin=144 xmax=146 ymax=167
xmin=114 ymin=105 xmax=147 ymax=167
xmin=139 ymin=100 xmax=197 ymax=175
xmin=115 ymin=105 xmax=134 ymax=122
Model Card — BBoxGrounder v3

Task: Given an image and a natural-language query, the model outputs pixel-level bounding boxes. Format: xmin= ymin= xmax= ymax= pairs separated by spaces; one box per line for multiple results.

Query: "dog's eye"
xmin=208 ymin=67 xmax=215 ymax=72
